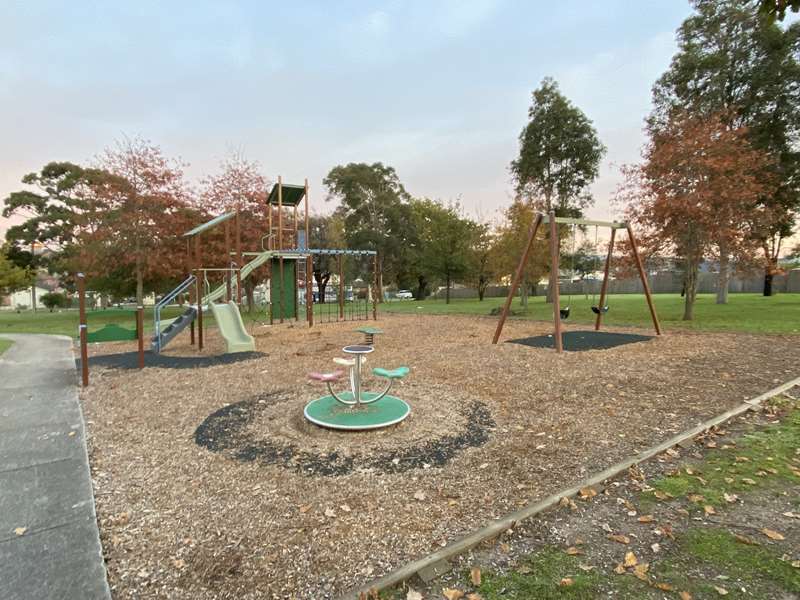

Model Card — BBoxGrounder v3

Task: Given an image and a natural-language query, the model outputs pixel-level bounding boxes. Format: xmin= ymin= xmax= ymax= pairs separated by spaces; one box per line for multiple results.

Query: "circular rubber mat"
xmin=304 ymin=393 xmax=411 ymax=430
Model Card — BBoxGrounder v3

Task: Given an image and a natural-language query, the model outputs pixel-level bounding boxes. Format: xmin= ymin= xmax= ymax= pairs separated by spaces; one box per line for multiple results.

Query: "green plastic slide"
xmin=208 ymin=301 xmax=256 ymax=354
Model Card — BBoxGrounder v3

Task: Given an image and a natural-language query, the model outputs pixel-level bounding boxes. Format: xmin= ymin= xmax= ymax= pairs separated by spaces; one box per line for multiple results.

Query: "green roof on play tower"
xmin=267 ymin=182 xmax=306 ymax=206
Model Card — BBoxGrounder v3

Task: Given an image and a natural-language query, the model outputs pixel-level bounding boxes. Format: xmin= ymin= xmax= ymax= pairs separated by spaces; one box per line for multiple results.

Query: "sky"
xmin=0 ymin=0 xmax=693 ymax=236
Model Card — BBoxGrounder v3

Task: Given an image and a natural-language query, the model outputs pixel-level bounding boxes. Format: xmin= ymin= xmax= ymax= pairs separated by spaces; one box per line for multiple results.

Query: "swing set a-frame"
xmin=491 ymin=210 xmax=662 ymax=352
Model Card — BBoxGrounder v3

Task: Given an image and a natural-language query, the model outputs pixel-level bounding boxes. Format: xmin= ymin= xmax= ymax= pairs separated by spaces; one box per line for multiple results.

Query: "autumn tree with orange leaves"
xmin=618 ymin=112 xmax=776 ymax=320
xmin=98 ymin=137 xmax=195 ymax=304
xmin=198 ymin=153 xmax=272 ymax=311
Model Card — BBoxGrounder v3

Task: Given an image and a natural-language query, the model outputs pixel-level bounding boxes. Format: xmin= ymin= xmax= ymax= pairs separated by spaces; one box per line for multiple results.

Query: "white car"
xmin=396 ymin=290 xmax=414 ymax=300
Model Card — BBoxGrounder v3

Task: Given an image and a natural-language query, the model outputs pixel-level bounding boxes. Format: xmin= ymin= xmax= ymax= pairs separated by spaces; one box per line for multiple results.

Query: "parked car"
xmin=396 ymin=290 xmax=414 ymax=299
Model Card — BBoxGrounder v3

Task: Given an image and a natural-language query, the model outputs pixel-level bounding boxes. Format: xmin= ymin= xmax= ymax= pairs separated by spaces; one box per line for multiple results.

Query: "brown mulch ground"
xmin=78 ymin=313 xmax=800 ymax=599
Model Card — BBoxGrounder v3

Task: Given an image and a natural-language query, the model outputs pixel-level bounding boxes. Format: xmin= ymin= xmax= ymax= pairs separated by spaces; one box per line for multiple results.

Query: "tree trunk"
xmin=31 ymin=284 xmax=36 ymax=312
xmin=445 ymin=273 xmax=451 ymax=304
xmin=683 ymin=262 xmax=699 ymax=321
xmin=763 ymin=270 xmax=773 ymax=297
xmin=416 ymin=275 xmax=428 ymax=300
xmin=520 ymin=277 xmax=529 ymax=308
xmin=716 ymin=249 xmax=730 ymax=305
xmin=245 ymin=281 xmax=255 ymax=313
xmin=478 ymin=276 xmax=487 ymax=301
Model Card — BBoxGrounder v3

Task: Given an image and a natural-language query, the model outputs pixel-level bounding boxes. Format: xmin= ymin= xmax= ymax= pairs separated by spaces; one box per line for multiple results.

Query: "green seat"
xmin=356 ymin=327 xmax=383 ymax=334
xmin=372 ymin=366 xmax=409 ymax=380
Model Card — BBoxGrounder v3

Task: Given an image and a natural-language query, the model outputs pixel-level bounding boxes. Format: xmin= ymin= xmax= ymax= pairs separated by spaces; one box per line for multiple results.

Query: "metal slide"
xmin=208 ymin=301 xmax=256 ymax=353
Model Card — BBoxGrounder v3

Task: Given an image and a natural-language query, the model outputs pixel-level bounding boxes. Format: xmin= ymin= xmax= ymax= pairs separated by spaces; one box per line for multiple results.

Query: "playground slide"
xmin=208 ymin=301 xmax=256 ymax=354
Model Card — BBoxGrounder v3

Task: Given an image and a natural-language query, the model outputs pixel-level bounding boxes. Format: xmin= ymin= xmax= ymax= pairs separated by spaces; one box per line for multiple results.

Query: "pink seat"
xmin=308 ymin=369 xmax=344 ymax=383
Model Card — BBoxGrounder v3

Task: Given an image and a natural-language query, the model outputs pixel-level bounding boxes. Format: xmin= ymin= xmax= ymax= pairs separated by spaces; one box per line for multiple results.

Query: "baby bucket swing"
xmin=558 ymin=223 xmax=577 ymax=320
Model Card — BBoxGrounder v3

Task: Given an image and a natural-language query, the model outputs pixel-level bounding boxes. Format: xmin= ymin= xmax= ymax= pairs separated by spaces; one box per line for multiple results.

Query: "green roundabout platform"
xmin=303 ymin=393 xmax=411 ymax=431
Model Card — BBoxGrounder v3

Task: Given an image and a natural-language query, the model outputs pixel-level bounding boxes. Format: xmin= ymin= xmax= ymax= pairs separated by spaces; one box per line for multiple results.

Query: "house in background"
xmin=1 ymin=272 xmax=64 ymax=310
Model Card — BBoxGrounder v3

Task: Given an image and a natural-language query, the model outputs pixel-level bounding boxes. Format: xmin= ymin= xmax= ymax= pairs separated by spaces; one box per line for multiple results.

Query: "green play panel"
xmin=304 ymin=393 xmax=410 ymax=431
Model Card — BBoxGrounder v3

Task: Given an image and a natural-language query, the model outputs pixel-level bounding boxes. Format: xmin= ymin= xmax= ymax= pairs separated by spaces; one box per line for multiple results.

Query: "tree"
xmin=411 ymin=199 xmax=477 ymax=304
xmin=98 ymin=137 xmax=193 ymax=304
xmin=467 ymin=223 xmax=496 ymax=301
xmin=511 ymin=77 xmax=606 ymax=215
xmin=619 ymin=111 xmax=776 ymax=320
xmin=324 ymin=163 xmax=417 ymax=296
xmin=651 ymin=0 xmax=800 ymax=296
xmin=198 ymin=153 xmax=271 ymax=311
xmin=0 ymin=246 xmax=33 ymax=297
xmin=491 ymin=199 xmax=550 ymax=308
xmin=40 ymin=292 xmax=68 ymax=312
xmin=758 ymin=0 xmax=800 ymax=21
xmin=2 ymin=161 xmax=130 ymax=306
xmin=308 ymin=213 xmax=346 ymax=303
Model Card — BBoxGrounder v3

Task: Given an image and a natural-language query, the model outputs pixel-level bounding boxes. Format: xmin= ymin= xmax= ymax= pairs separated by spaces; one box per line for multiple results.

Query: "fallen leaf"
xmin=679 ymin=592 xmax=693 ymax=600
xmin=654 ymin=582 xmax=673 ymax=591
xmin=734 ymin=534 xmax=759 ymax=546
xmin=14 ymin=527 xmax=26 ymax=536
xmin=340 ymin=504 xmax=351 ymax=513
xmin=653 ymin=490 xmax=672 ymax=501
xmin=685 ymin=467 xmax=694 ymax=475
xmin=624 ymin=551 xmax=638 ymax=567
xmin=578 ymin=563 xmax=595 ymax=572
xmin=608 ymin=534 xmax=630 ymax=544
xmin=633 ymin=563 xmax=649 ymax=581
xmin=406 ymin=590 xmax=423 ymax=600
xmin=466 ymin=594 xmax=482 ymax=600
xmin=687 ymin=494 xmax=705 ymax=503
xmin=324 ymin=508 xmax=336 ymax=518
xmin=714 ymin=585 xmax=729 ymax=595
xmin=742 ymin=478 xmax=757 ymax=485
xmin=442 ymin=589 xmax=464 ymax=600
xmin=579 ymin=486 xmax=597 ymax=499
xmin=68 ymin=431 xmax=76 ymax=437
xmin=299 ymin=504 xmax=312 ymax=513
xmin=172 ymin=558 xmax=186 ymax=569
xmin=651 ymin=543 xmax=661 ymax=553
xmin=614 ymin=562 xmax=626 ymax=574
xmin=723 ymin=493 xmax=739 ymax=503
xmin=413 ymin=490 xmax=426 ymax=501
xmin=559 ymin=578 xmax=574 ymax=587
xmin=704 ymin=505 xmax=716 ymax=515
xmin=638 ymin=515 xmax=655 ymax=523
xmin=470 ymin=567 xmax=481 ymax=586
xmin=761 ymin=528 xmax=785 ymax=541
xmin=516 ymin=565 xmax=532 ymax=574
xmin=782 ymin=511 xmax=800 ymax=519
xmin=565 ymin=546 xmax=583 ymax=556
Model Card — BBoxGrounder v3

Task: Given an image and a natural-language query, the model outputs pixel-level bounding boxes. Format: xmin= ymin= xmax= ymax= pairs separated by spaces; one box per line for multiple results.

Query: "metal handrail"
xmin=154 ymin=274 xmax=196 ymax=352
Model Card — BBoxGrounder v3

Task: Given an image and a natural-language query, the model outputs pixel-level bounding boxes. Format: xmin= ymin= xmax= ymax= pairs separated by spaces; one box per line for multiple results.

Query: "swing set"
xmin=492 ymin=210 xmax=662 ymax=352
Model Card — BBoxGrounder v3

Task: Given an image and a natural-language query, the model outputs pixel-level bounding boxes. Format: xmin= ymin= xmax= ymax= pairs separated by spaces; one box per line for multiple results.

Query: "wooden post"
xmin=627 ymin=224 xmax=662 ymax=335
xmin=549 ymin=211 xmax=563 ymax=353
xmin=196 ymin=271 xmax=204 ymax=351
xmin=295 ymin=258 xmax=299 ymax=322
xmin=77 ymin=273 xmax=89 ymax=387
xmin=225 ymin=219 xmax=232 ymax=302
xmin=304 ymin=178 xmax=309 ymax=249
xmin=278 ymin=176 xmax=283 ymax=250
xmin=236 ymin=207 xmax=242 ymax=305
xmin=338 ymin=254 xmax=344 ymax=320
xmin=594 ymin=227 xmax=616 ymax=331
xmin=267 ymin=200 xmax=273 ymax=250
xmin=492 ymin=213 xmax=543 ymax=344
xmin=293 ymin=204 xmax=298 ymax=249
xmin=137 ymin=306 xmax=144 ymax=369
xmin=306 ymin=254 xmax=313 ymax=327
xmin=372 ymin=253 xmax=378 ymax=320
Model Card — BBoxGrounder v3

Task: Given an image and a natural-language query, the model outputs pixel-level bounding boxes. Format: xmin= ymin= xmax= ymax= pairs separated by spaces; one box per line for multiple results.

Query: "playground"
xmin=78 ymin=310 xmax=800 ymax=598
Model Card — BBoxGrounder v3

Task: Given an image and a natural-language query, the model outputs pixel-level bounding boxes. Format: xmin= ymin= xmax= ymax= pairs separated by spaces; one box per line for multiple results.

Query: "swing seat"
xmin=591 ymin=305 xmax=609 ymax=315
xmin=559 ymin=307 xmax=571 ymax=319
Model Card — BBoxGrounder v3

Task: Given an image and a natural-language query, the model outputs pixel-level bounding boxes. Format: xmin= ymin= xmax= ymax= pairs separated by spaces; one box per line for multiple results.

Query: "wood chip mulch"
xmin=78 ymin=312 xmax=800 ymax=599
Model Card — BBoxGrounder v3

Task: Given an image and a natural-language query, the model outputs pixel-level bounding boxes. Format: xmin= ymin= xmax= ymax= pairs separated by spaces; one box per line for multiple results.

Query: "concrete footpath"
xmin=0 ymin=334 xmax=111 ymax=600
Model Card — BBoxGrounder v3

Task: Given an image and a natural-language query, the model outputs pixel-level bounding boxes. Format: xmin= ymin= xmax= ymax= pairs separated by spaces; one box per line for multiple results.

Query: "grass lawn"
xmin=0 ymin=301 xmax=371 ymax=338
xmin=382 ymin=292 xmax=800 ymax=334
xmin=0 ymin=338 xmax=12 ymax=355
